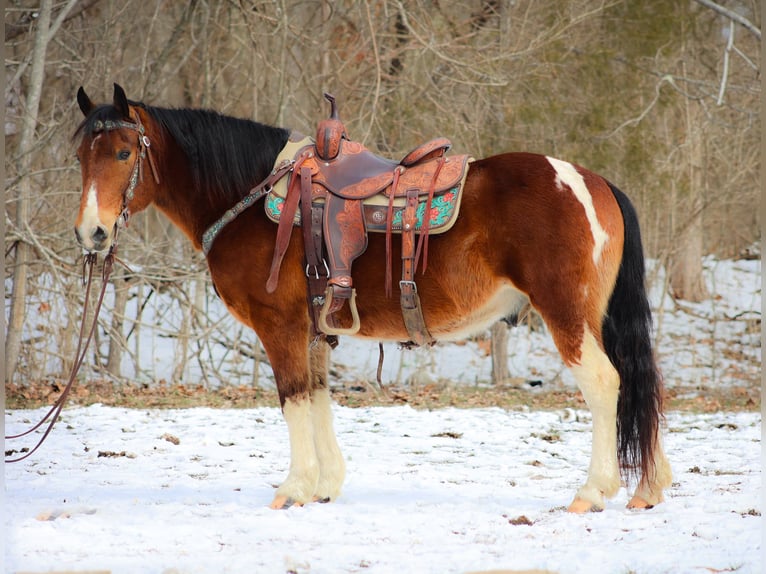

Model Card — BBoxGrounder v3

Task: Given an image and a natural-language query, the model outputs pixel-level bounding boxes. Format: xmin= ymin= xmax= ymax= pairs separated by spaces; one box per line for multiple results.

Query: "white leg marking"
xmin=547 ymin=156 xmax=609 ymax=264
xmin=631 ymin=432 xmax=673 ymax=507
xmin=568 ymin=326 xmax=620 ymax=509
xmin=276 ymin=396 xmax=319 ymax=504
xmin=311 ymin=387 xmax=346 ymax=501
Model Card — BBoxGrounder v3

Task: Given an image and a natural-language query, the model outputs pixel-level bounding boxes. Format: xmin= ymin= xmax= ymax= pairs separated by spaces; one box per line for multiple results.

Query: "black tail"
xmin=602 ymin=182 xmax=663 ymax=482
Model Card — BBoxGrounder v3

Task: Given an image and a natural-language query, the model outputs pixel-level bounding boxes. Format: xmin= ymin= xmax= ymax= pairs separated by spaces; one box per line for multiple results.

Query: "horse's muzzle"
xmin=74 ymin=224 xmax=110 ymax=252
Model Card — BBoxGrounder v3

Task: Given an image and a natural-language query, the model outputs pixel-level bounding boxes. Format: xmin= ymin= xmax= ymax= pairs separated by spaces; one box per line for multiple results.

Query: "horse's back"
xmin=457 ymin=151 xmax=624 ymax=276
xmin=346 ymin=151 xmax=626 ymax=342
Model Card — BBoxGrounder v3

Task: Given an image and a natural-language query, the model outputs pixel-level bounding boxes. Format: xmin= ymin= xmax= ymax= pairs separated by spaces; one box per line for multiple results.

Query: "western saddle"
xmin=226 ymin=94 xmax=471 ymax=346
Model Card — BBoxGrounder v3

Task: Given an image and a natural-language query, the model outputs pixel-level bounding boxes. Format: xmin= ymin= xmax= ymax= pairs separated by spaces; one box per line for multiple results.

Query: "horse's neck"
xmin=139 ymin=107 xmax=286 ymax=251
xmin=151 ymin=139 xmax=274 ymax=252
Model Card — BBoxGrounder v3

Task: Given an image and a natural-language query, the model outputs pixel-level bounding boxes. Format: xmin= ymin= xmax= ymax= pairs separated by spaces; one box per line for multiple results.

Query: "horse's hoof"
xmin=313 ymin=496 xmax=331 ymax=503
xmin=268 ymin=495 xmax=303 ymax=510
xmin=567 ymin=497 xmax=603 ymax=513
xmin=626 ymin=495 xmax=654 ymax=510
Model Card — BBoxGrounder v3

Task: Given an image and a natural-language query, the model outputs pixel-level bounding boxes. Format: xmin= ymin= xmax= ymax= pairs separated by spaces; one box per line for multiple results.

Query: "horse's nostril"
xmin=92 ymin=226 xmax=108 ymax=243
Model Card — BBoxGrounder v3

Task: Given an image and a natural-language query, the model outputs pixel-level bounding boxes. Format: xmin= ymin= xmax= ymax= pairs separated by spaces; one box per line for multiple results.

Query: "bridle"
xmin=5 ymin=110 xmax=160 ymax=463
xmin=89 ymin=111 xmax=160 ymax=231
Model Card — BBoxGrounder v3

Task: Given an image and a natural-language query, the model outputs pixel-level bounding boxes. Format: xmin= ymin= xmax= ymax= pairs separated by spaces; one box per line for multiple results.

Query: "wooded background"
xmin=4 ymin=0 xmax=761 ymax=386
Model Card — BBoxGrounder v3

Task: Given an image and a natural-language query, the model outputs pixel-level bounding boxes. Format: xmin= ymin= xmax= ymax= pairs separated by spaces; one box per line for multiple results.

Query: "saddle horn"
xmin=315 ymin=92 xmax=347 ymax=161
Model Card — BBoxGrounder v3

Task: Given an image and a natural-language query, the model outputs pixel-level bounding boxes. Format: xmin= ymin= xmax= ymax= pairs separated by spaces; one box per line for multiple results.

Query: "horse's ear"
xmin=112 ymin=83 xmax=130 ymax=119
xmin=77 ymin=86 xmax=94 ymax=116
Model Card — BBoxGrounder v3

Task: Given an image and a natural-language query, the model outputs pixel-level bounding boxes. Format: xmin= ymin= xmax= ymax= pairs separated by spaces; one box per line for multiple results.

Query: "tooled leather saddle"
xmin=213 ymin=94 xmax=471 ymax=346
xmin=263 ymin=94 xmax=471 ymax=346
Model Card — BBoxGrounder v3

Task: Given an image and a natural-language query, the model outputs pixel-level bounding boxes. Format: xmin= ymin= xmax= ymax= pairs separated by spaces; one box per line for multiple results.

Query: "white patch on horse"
xmin=435 ymin=284 xmax=528 ymax=342
xmin=89 ymin=132 xmax=102 ymax=151
xmin=310 ymin=386 xmax=346 ymax=500
xmin=79 ymin=182 xmax=102 ymax=242
xmin=276 ymin=396 xmax=320 ymax=504
xmin=567 ymin=325 xmax=621 ymax=507
xmin=547 ymin=157 xmax=608 ymax=264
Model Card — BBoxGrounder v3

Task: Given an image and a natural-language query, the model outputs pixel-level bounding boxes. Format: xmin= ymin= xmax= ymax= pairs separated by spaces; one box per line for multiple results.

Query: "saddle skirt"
xmin=265 ymin=134 xmax=472 ymax=234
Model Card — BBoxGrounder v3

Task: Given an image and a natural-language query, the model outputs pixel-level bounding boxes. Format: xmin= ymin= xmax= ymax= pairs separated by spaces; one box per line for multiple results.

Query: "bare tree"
xmin=3 ymin=0 xmax=760 ymax=389
xmin=5 ymin=0 xmax=79 ymax=383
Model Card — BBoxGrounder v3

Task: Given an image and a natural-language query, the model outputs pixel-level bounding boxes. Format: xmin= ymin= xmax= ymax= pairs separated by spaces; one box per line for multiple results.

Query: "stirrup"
xmin=318 ymin=285 xmax=361 ymax=336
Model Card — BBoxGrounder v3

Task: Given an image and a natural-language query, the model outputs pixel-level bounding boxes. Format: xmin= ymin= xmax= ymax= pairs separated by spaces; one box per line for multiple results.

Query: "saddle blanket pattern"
xmin=264 ymin=134 xmax=470 ymax=234
xmin=265 ymin=186 xmax=462 ymax=233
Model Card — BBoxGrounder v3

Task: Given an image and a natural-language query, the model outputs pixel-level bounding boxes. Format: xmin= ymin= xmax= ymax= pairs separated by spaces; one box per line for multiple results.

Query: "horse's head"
xmin=74 ymin=83 xmax=158 ymax=252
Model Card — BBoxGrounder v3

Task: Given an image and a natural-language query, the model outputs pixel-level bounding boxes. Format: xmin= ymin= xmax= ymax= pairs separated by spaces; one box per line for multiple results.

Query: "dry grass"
xmin=5 ymin=377 xmax=760 ymax=413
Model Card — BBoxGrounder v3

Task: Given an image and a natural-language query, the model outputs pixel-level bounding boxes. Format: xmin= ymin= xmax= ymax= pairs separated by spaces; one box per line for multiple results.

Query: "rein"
xmin=4 ymin=112 xmax=156 ymax=463
xmin=5 ymin=250 xmax=116 ymax=463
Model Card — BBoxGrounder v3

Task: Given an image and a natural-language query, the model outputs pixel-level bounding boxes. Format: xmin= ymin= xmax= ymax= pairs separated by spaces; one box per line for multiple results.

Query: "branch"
xmin=361 ymin=0 xmax=382 ymax=143
xmin=693 ymin=0 xmax=761 ymax=40
xmin=4 ymin=0 xmax=102 ymax=42
xmin=716 ymin=20 xmax=734 ymax=105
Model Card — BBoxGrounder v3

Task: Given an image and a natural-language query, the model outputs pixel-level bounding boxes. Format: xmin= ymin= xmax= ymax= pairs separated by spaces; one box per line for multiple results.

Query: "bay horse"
xmin=73 ymin=84 xmax=671 ymax=512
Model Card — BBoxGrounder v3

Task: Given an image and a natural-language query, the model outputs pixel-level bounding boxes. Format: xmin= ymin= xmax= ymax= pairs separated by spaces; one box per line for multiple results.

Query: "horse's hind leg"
xmin=627 ymin=434 xmax=672 ymax=508
xmin=308 ymin=339 xmax=346 ymax=502
xmin=539 ymin=301 xmax=621 ymax=512
xmin=562 ymin=326 xmax=622 ymax=512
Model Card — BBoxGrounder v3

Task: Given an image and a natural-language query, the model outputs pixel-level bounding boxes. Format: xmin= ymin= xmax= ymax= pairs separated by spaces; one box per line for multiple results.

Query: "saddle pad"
xmin=265 ymin=136 xmax=472 ymax=235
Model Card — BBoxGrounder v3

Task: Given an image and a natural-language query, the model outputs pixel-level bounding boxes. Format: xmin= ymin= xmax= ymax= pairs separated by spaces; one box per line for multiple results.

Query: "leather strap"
xmin=385 ymin=166 xmax=403 ymax=298
xmin=202 ymin=159 xmax=294 ymax=255
xmin=266 ymin=154 xmax=308 ymax=293
xmin=414 ymin=155 xmax=445 ymax=275
xmin=299 ymin=165 xmax=332 ymax=340
xmin=400 ymin=188 xmax=434 ymax=346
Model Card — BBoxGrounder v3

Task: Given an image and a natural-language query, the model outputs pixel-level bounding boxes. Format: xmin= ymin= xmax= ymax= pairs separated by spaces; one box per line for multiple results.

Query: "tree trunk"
xmin=669 ymin=66 xmax=709 ymax=302
xmin=5 ymin=0 xmax=53 ymax=384
xmin=106 ymin=275 xmax=131 ymax=378
xmin=5 ymin=0 xmax=80 ymax=383
xmin=490 ymin=322 xmax=510 ymax=385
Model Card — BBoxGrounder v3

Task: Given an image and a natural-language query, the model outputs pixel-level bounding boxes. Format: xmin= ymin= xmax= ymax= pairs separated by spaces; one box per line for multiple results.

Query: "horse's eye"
xmin=117 ymin=150 xmax=131 ymax=161
xmin=74 ymin=153 xmax=80 ymax=164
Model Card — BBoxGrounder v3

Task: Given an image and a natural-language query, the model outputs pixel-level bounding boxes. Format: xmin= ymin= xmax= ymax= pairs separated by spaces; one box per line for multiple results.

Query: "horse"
xmin=73 ymin=83 xmax=672 ymax=512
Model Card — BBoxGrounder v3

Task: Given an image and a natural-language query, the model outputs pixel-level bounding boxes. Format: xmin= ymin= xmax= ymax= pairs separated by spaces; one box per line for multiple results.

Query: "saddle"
xmin=265 ymin=94 xmax=471 ymax=346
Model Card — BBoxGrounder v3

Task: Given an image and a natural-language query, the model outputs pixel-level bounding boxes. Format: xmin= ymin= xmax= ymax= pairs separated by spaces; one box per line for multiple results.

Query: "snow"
xmin=4 ymin=256 xmax=762 ymax=573
xmin=4 ymin=406 xmax=761 ymax=573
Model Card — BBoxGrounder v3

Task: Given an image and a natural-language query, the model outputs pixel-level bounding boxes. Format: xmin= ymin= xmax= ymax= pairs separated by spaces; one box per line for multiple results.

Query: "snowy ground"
xmin=4 ymin=405 xmax=761 ymax=573
xmin=4 ymin=257 xmax=762 ymax=573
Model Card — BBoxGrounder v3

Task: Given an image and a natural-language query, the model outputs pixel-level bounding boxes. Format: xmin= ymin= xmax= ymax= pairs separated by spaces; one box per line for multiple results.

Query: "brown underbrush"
xmin=5 ymin=378 xmax=759 ymax=413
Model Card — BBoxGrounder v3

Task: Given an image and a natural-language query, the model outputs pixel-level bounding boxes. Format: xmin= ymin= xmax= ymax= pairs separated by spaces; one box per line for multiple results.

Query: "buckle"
xmin=399 ymin=280 xmax=417 ymax=293
xmin=272 ymin=158 xmax=295 ymax=174
xmin=306 ymin=259 xmax=330 ymax=279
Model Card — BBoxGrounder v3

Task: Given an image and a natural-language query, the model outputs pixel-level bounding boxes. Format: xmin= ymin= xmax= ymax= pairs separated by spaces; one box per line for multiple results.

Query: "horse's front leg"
xmin=263 ymin=334 xmax=345 ymax=509
xmin=309 ymin=339 xmax=346 ymax=502
xmin=270 ymin=397 xmax=319 ymax=508
xmin=262 ymin=334 xmax=320 ymax=509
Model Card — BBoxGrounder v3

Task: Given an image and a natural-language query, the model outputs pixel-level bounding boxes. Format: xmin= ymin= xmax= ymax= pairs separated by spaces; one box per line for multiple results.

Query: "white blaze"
xmin=77 ymin=181 xmax=105 ymax=250
xmin=547 ymin=156 xmax=608 ymax=264
xmin=82 ymin=181 xmax=101 ymax=228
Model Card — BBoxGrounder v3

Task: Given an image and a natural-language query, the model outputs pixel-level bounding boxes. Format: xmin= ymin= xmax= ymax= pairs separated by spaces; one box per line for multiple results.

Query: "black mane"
xmin=75 ymin=102 xmax=291 ymax=205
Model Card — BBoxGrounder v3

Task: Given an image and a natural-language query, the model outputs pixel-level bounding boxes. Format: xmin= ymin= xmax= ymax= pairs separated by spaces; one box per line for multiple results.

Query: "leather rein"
xmin=5 ymin=113 xmax=158 ymax=463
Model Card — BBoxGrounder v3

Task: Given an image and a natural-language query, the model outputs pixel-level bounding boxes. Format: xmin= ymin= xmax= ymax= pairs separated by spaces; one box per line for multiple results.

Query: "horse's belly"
xmin=433 ymin=284 xmax=528 ymax=342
